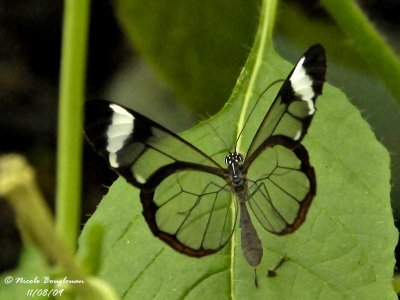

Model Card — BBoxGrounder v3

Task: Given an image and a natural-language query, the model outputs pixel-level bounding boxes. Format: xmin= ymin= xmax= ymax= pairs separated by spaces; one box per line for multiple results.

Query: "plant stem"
xmin=230 ymin=0 xmax=278 ymax=293
xmin=394 ymin=273 xmax=400 ymax=294
xmin=235 ymin=0 xmax=277 ymax=150
xmin=0 ymin=155 xmax=85 ymax=280
xmin=56 ymin=0 xmax=90 ymax=251
xmin=321 ymin=0 xmax=400 ymax=104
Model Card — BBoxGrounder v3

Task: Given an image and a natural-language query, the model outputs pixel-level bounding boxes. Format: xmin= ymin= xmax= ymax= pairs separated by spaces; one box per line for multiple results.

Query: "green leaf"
xmin=80 ymin=4 xmax=397 ymax=300
xmin=115 ymin=0 xmax=258 ymax=113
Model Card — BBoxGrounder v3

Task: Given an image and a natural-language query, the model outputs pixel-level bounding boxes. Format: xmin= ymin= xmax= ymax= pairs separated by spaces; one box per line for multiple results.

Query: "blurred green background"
xmin=0 ymin=0 xmax=398 ymax=273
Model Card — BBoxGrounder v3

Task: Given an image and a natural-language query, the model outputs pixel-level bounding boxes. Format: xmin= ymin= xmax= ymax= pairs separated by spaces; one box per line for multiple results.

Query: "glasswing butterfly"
xmin=85 ymin=44 xmax=326 ymax=270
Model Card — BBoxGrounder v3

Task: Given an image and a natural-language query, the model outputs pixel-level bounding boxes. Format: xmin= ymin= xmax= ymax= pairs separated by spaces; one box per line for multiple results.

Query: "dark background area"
xmin=0 ymin=0 xmax=398 ymax=277
xmin=0 ymin=0 xmax=124 ymax=271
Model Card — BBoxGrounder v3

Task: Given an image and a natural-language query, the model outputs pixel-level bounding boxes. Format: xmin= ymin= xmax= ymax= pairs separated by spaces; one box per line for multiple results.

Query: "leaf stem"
xmin=230 ymin=0 xmax=278 ymax=294
xmin=56 ymin=0 xmax=90 ymax=251
xmin=235 ymin=0 xmax=277 ymax=151
xmin=321 ymin=0 xmax=400 ymax=104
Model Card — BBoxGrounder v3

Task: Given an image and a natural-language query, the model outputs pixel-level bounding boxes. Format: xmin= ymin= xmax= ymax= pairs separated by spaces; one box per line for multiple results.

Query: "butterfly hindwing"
xmin=246 ymin=136 xmax=315 ymax=234
xmin=141 ymin=169 xmax=237 ymax=256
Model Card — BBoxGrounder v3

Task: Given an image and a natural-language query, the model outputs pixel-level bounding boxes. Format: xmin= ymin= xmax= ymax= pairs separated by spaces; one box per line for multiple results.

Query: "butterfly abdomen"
xmin=239 ymin=200 xmax=263 ymax=266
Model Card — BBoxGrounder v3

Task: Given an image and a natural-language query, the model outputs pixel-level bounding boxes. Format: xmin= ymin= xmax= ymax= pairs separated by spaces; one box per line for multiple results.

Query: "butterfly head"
xmin=225 ymin=152 xmax=244 ymax=185
xmin=225 ymin=152 xmax=243 ymax=165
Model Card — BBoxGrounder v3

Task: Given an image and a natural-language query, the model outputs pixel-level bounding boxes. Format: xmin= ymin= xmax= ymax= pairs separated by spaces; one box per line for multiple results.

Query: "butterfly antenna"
xmin=206 ymin=122 xmax=230 ymax=152
xmin=234 ymin=79 xmax=285 ymax=152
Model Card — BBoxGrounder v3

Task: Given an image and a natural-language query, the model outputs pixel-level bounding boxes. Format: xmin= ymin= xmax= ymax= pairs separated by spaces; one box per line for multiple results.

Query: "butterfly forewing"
xmin=246 ymin=136 xmax=315 ymax=234
xmin=141 ymin=169 xmax=237 ymax=256
xmin=244 ymin=44 xmax=326 ymax=164
xmin=85 ymin=100 xmax=223 ymax=187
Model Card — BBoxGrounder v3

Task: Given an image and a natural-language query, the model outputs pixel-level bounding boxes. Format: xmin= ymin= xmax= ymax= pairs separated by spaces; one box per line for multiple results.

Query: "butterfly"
xmin=84 ymin=44 xmax=326 ymax=269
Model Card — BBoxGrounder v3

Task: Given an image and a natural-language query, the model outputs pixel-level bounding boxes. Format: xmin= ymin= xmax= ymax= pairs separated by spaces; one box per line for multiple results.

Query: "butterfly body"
xmin=238 ymin=196 xmax=263 ymax=266
xmin=85 ymin=44 xmax=326 ymax=268
xmin=224 ymin=151 xmax=263 ymax=266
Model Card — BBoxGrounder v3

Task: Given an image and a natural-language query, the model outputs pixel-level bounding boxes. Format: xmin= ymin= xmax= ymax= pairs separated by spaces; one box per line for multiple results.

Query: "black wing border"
xmin=140 ymin=161 xmax=231 ymax=257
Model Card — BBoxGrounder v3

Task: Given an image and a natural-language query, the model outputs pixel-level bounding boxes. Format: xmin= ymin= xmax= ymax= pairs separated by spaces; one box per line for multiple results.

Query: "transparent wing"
xmin=85 ymin=100 xmax=224 ymax=187
xmin=85 ymin=100 xmax=236 ymax=256
xmin=141 ymin=168 xmax=238 ymax=256
xmin=245 ymin=44 xmax=326 ymax=161
xmin=245 ymin=136 xmax=315 ymax=234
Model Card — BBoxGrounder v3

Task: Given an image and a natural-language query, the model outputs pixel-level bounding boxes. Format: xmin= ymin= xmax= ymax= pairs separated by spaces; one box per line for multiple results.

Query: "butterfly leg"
xmin=254 ymin=268 xmax=259 ymax=288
